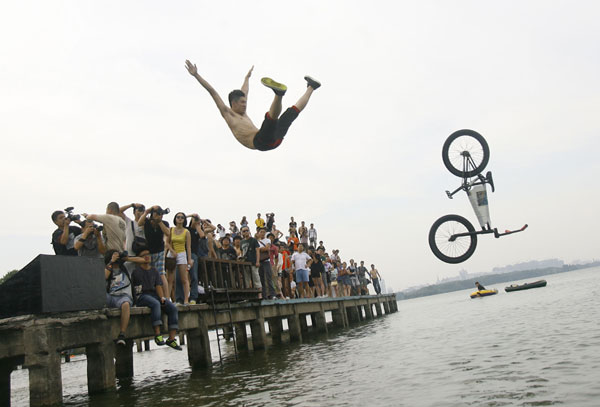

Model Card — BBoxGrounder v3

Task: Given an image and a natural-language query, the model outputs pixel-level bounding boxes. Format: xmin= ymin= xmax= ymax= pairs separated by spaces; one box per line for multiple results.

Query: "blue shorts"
xmin=296 ymin=269 xmax=309 ymax=283
xmin=106 ymin=293 xmax=133 ymax=309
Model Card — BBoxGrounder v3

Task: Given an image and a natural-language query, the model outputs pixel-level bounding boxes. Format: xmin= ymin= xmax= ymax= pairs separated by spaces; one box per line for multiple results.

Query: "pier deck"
xmin=0 ymin=294 xmax=397 ymax=406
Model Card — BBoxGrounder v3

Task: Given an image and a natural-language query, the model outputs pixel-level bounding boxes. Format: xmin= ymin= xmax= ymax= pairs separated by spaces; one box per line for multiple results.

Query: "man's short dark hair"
xmin=233 ymin=235 xmax=242 ymax=242
xmin=107 ymin=202 xmax=120 ymax=213
xmin=228 ymin=90 xmax=245 ymax=106
xmin=51 ymin=210 xmax=63 ymax=223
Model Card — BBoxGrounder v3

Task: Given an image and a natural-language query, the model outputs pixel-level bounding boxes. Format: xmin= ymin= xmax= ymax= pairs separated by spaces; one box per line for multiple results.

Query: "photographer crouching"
xmin=74 ymin=219 xmax=106 ymax=258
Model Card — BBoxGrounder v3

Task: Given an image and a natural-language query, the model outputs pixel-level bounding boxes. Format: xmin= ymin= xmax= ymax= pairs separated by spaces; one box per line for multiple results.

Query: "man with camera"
xmin=82 ymin=202 xmax=127 ymax=252
xmin=138 ymin=205 xmax=171 ymax=298
xmin=74 ymin=219 xmax=106 ymax=258
xmin=51 ymin=209 xmax=83 ymax=255
xmin=119 ymin=203 xmax=147 ymax=255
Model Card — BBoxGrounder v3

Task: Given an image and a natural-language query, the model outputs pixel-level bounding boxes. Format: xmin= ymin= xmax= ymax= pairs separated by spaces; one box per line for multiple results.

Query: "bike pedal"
xmin=445 ymin=191 xmax=453 ymax=199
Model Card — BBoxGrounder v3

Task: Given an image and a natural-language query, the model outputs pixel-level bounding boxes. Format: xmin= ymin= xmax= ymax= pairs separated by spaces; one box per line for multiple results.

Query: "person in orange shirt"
xmin=287 ymin=230 xmax=299 ymax=253
xmin=279 ymin=243 xmax=292 ymax=299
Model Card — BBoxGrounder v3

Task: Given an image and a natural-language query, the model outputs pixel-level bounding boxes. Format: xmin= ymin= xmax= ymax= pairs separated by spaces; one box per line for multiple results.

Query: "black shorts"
xmin=253 ymin=107 xmax=300 ymax=151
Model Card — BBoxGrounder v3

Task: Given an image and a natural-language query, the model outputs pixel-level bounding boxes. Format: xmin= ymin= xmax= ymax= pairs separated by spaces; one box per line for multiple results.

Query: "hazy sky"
xmin=1 ymin=1 xmax=599 ymax=290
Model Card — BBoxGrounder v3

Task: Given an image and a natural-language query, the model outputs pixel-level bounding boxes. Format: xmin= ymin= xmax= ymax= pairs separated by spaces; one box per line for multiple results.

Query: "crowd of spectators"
xmin=50 ymin=203 xmax=384 ymax=344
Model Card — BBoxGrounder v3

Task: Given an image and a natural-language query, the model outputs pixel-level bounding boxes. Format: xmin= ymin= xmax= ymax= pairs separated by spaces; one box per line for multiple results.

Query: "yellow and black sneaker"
xmin=154 ymin=335 xmax=165 ymax=346
xmin=304 ymin=76 xmax=321 ymax=90
xmin=166 ymin=338 xmax=183 ymax=351
xmin=261 ymin=77 xmax=287 ymax=96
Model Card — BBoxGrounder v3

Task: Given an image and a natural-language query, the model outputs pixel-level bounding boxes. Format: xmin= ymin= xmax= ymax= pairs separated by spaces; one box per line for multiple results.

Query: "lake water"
xmin=10 ymin=267 xmax=600 ymax=406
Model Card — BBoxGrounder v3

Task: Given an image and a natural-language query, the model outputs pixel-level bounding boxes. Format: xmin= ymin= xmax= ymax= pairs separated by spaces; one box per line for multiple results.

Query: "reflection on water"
xmin=10 ymin=267 xmax=600 ymax=406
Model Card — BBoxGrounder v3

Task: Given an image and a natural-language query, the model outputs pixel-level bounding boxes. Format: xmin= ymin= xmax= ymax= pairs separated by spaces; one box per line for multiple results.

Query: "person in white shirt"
xmin=119 ymin=203 xmax=146 ymax=256
xmin=308 ymin=223 xmax=317 ymax=248
xmin=291 ymin=244 xmax=313 ymax=298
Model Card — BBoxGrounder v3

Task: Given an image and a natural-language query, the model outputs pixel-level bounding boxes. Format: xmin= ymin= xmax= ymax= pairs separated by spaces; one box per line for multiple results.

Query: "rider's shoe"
xmin=261 ymin=78 xmax=287 ymax=96
xmin=304 ymin=76 xmax=321 ymax=90
xmin=154 ymin=335 xmax=165 ymax=346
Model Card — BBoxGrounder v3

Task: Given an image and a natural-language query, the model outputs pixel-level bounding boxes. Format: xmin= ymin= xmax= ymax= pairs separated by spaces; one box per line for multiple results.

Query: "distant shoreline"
xmin=395 ymin=262 xmax=600 ymax=301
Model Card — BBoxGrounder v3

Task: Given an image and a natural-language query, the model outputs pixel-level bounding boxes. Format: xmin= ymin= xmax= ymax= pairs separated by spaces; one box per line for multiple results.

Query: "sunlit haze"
xmin=1 ymin=1 xmax=599 ymax=290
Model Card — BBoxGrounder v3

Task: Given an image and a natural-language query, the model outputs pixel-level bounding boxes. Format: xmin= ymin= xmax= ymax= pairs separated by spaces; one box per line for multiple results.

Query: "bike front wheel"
xmin=429 ymin=214 xmax=478 ymax=263
xmin=442 ymin=129 xmax=490 ymax=178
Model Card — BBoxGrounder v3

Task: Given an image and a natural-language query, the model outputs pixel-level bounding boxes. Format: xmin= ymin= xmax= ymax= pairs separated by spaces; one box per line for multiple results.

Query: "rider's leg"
xmin=268 ymin=95 xmax=283 ymax=119
xmin=292 ymin=87 xmax=314 ymax=112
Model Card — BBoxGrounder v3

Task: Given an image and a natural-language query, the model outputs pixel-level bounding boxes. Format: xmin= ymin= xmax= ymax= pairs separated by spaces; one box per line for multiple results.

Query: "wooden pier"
xmin=0 ymin=294 xmax=397 ymax=406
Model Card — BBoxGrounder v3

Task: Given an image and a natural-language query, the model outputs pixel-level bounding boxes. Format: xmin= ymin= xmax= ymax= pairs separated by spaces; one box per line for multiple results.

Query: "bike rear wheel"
xmin=442 ymin=129 xmax=490 ymax=178
xmin=429 ymin=214 xmax=478 ymax=263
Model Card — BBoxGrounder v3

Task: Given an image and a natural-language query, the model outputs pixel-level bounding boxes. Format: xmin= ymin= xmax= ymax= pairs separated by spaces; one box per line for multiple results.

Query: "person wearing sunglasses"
xmin=166 ymin=212 xmax=193 ymax=304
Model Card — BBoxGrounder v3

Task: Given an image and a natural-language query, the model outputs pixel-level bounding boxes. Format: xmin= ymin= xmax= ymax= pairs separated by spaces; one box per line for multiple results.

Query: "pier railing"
xmin=197 ymin=258 xmax=260 ymax=302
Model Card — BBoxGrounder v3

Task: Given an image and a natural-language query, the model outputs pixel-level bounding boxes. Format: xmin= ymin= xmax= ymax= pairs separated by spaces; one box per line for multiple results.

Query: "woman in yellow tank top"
xmin=166 ymin=212 xmax=193 ymax=304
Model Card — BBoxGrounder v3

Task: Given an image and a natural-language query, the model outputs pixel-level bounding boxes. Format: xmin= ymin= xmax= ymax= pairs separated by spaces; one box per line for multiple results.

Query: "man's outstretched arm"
xmin=185 ymin=60 xmax=230 ymax=117
xmin=241 ymin=65 xmax=253 ymax=98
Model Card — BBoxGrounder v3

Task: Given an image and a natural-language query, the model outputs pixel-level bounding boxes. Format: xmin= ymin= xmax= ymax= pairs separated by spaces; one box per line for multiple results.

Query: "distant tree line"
xmin=396 ymin=262 xmax=600 ymax=301
xmin=0 ymin=270 xmax=19 ymax=286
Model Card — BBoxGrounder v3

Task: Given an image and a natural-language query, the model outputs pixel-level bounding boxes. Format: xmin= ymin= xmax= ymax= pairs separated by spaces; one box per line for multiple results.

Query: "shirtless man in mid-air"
xmin=185 ymin=60 xmax=320 ymax=151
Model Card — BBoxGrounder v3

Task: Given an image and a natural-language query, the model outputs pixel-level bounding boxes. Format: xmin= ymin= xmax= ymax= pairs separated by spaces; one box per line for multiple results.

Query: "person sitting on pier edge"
xmin=131 ymin=247 xmax=182 ymax=350
xmin=291 ymin=243 xmax=312 ymax=298
xmin=370 ymin=264 xmax=382 ymax=295
xmin=240 ymin=226 xmax=262 ymax=298
xmin=51 ymin=210 xmax=82 ymax=256
xmin=475 ymin=281 xmax=486 ymax=291
xmin=138 ymin=206 xmax=171 ymax=298
xmin=104 ymin=249 xmax=134 ymax=346
xmin=74 ymin=219 xmax=106 ymax=258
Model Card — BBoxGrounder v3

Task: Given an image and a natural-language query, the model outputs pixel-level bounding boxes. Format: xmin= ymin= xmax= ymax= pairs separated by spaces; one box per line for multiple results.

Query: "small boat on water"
xmin=505 ymin=279 xmax=547 ymax=292
xmin=470 ymin=289 xmax=498 ymax=299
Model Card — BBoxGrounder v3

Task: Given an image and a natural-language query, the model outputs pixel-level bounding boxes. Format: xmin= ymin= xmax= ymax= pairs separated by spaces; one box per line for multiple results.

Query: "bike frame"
xmin=446 ymin=152 xmax=527 ymax=240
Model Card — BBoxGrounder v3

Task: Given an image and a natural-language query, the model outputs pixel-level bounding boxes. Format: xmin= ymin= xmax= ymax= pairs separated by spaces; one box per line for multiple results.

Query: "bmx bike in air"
xmin=428 ymin=129 xmax=528 ymax=264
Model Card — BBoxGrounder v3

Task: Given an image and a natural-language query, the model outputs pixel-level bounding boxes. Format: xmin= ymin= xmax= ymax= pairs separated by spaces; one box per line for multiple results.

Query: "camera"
xmin=94 ymin=224 xmax=104 ymax=232
xmin=151 ymin=207 xmax=170 ymax=216
xmin=64 ymin=207 xmax=81 ymax=222
xmin=119 ymin=251 xmax=129 ymax=260
xmin=132 ymin=204 xmax=146 ymax=212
